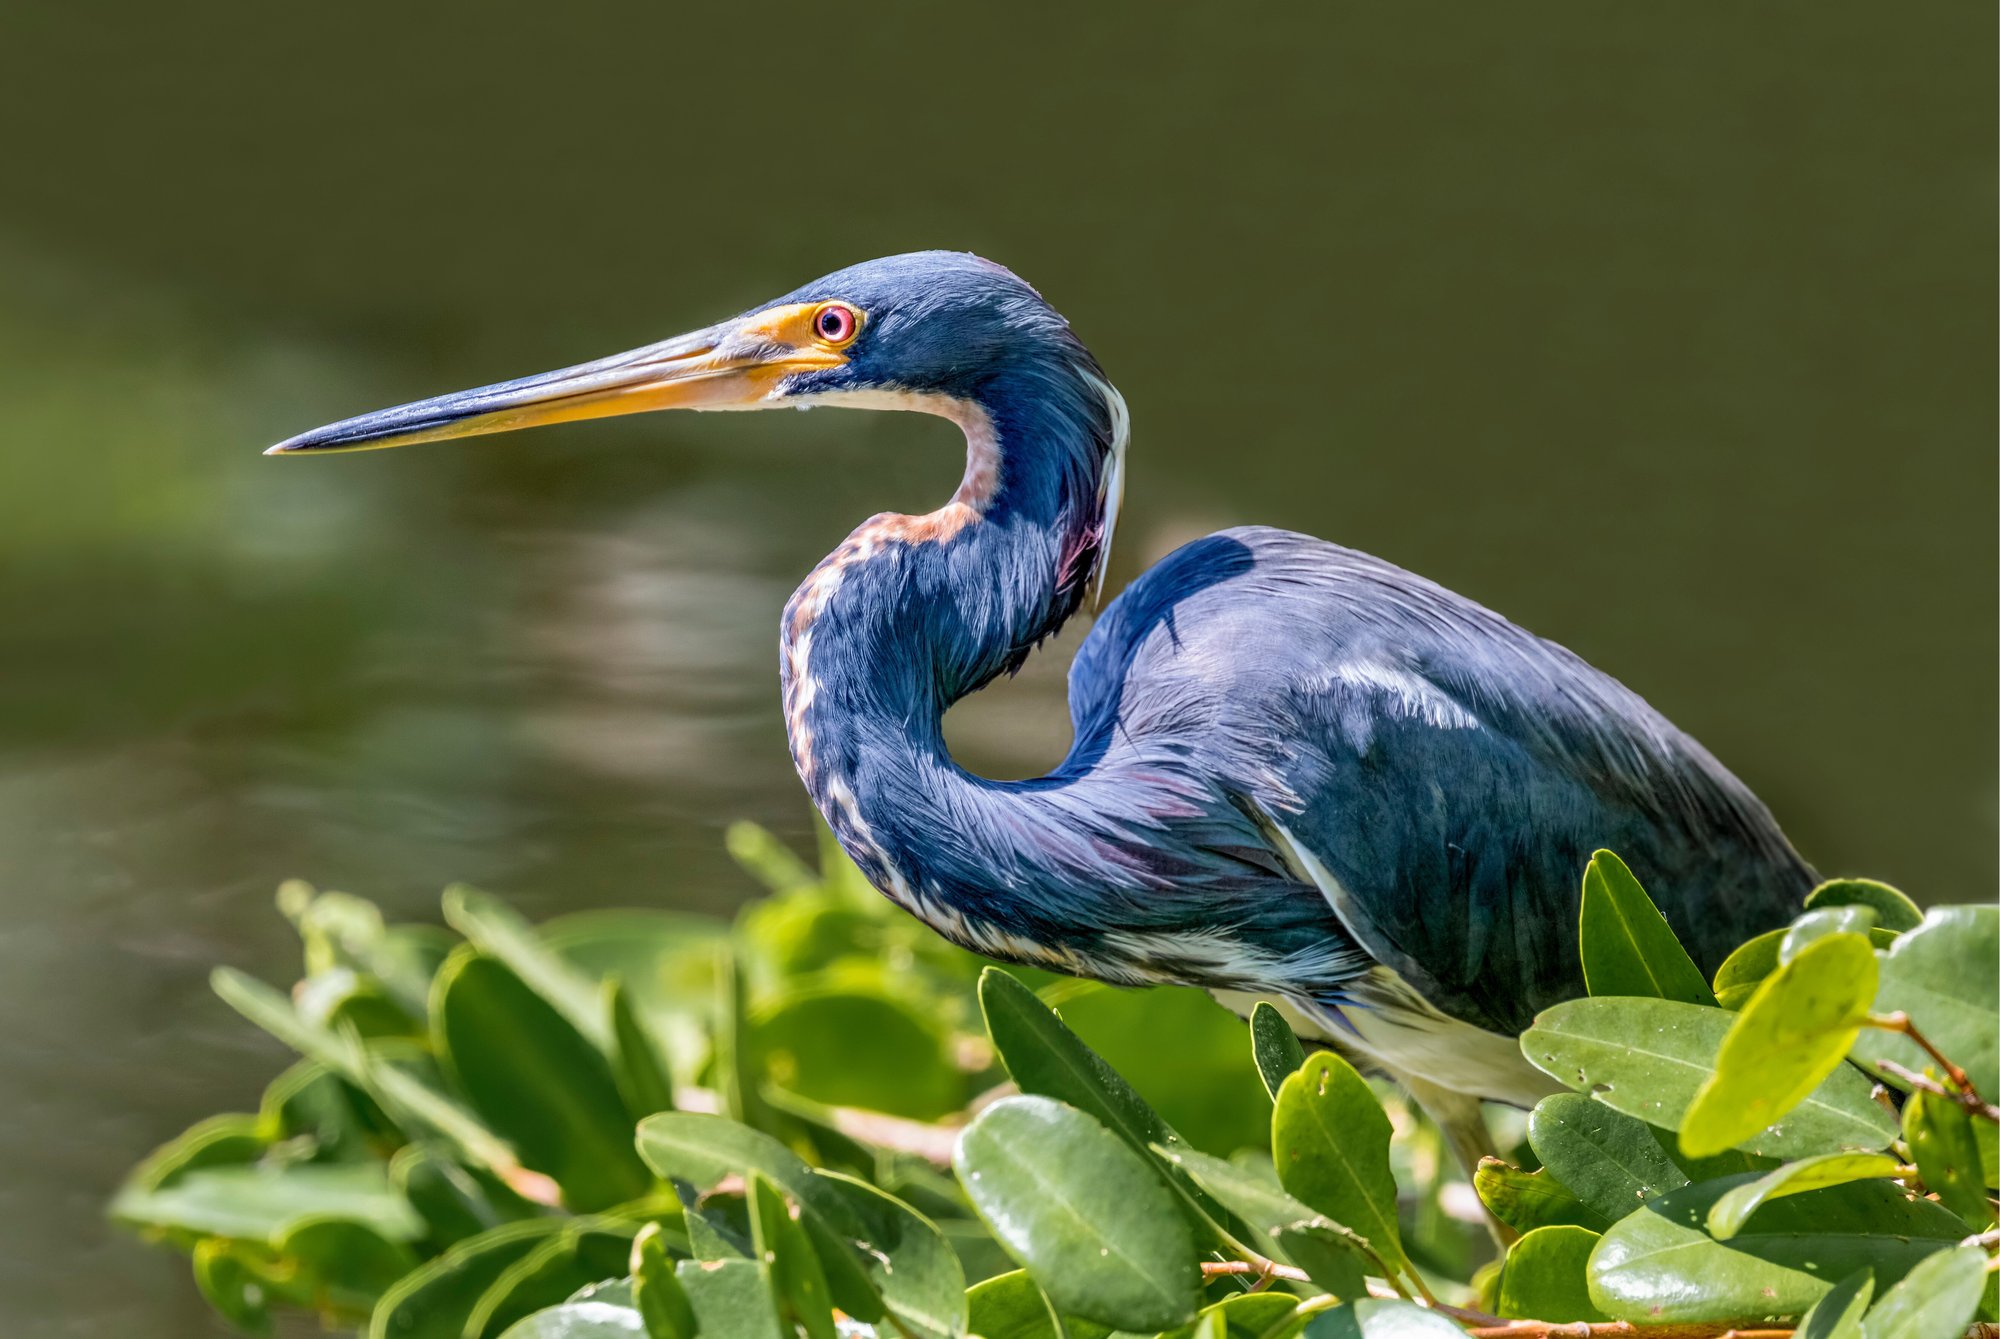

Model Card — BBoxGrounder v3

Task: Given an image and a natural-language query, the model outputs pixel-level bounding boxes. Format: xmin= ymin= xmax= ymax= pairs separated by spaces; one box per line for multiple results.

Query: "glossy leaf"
xmin=1526 ymin=1093 xmax=1687 ymax=1224
xmin=747 ymin=1172 xmax=837 ymax=1339
xmin=445 ymin=886 xmax=612 ymax=1048
xmin=433 ymin=951 xmax=654 ymax=1211
xmin=369 ymin=1219 xmax=574 ymax=1339
xmin=1804 ymin=878 xmax=1922 ymax=933
xmin=1495 ymin=1225 xmax=1608 ymax=1323
xmin=963 ymin=1270 xmax=1112 ymax=1339
xmin=674 ymin=1258 xmax=785 ymax=1339
xmin=636 ymin=1112 xmax=963 ymax=1336
xmin=637 ymin=1114 xmax=875 ymax=1319
xmin=463 ymin=1222 xmax=640 ymax=1338
xmin=976 ymin=968 xmax=1218 ymax=1226
xmin=1859 ymin=1245 xmax=1987 ymax=1339
xmin=1705 ymin=1153 xmax=1903 ymax=1239
xmin=630 ymin=1222 xmax=695 ymax=1339
xmin=1183 ymin=1292 xmax=1308 ymax=1337
xmin=954 ymin=1095 xmax=1200 ymax=1331
xmin=1796 ymin=1270 xmax=1873 ymax=1339
xmin=1850 ymin=906 xmax=1999 ymax=1101
xmin=111 ymin=1161 xmax=422 ymax=1242
xmin=1473 ymin=1158 xmax=1610 ymax=1234
xmin=1053 ymin=982 xmax=1275 ymax=1157
xmin=1586 ymin=1174 xmax=1965 ymax=1324
xmin=213 ymin=967 xmax=519 ymax=1176
xmin=1272 ymin=1052 xmax=1404 ymax=1275
xmin=749 ymin=985 xmax=965 ymax=1120
xmin=1251 ymin=1002 xmax=1307 ymax=1101
xmin=1521 ymin=996 xmax=1894 ymax=1158
xmin=1904 ymin=1087 xmax=1994 ymax=1227
xmin=497 ymin=1301 xmax=646 ymax=1338
xmin=1304 ymin=1298 xmax=1467 ymax=1339
xmin=1578 ymin=850 xmax=1715 ymax=1005
xmin=1679 ymin=932 xmax=1878 ymax=1158
xmin=1780 ymin=906 xmax=1878 ymax=964
xmin=1712 ymin=929 xmax=1784 ymax=1011
xmin=607 ymin=978 xmax=675 ymax=1124
xmin=817 ymin=1171 xmax=968 ymax=1339
xmin=1162 ymin=1144 xmax=1370 ymax=1299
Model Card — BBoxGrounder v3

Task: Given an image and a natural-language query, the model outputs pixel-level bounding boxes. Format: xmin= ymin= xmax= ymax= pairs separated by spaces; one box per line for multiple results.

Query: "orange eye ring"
xmin=811 ymin=302 xmax=862 ymax=347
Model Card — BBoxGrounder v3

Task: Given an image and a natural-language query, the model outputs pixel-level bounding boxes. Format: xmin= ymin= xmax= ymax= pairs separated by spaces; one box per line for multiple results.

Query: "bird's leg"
xmin=1400 ymin=1076 xmax=1517 ymax=1248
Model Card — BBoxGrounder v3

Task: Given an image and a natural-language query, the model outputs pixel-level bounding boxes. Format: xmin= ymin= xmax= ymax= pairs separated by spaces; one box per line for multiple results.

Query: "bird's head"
xmin=266 ymin=252 xmax=1099 ymax=455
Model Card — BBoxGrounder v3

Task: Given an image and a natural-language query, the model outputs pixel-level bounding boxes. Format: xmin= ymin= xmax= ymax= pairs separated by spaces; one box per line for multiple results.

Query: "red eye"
xmin=814 ymin=303 xmax=858 ymax=344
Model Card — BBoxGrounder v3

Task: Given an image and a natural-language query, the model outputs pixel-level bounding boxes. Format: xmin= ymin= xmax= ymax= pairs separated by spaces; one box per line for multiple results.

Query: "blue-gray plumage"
xmin=268 ymin=250 xmax=1813 ymax=1136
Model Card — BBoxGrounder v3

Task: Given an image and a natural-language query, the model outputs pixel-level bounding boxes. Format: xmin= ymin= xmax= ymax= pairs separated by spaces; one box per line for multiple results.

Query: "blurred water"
xmin=0 ymin=4 xmax=1992 ymax=1334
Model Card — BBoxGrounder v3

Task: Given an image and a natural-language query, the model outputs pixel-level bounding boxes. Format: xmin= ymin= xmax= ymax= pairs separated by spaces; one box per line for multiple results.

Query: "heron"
xmin=269 ymin=251 xmax=1812 ymax=1165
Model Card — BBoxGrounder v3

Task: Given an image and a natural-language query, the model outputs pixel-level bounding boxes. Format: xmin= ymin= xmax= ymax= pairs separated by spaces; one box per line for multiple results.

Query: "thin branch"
xmin=1868 ymin=1013 xmax=1986 ymax=1102
xmin=1876 ymin=1059 xmax=2000 ymax=1124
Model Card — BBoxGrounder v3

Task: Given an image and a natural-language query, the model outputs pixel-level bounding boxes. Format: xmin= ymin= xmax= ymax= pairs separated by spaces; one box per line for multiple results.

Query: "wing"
xmin=1071 ymin=527 xmax=1814 ymax=1035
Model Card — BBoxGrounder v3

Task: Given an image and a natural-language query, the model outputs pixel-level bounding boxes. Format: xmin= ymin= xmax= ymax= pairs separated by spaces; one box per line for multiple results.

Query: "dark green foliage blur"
xmin=118 ymin=831 xmax=1998 ymax=1338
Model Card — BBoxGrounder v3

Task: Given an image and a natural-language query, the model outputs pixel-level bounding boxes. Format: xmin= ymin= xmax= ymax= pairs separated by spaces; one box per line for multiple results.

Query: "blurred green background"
xmin=0 ymin=3 xmax=1991 ymax=1334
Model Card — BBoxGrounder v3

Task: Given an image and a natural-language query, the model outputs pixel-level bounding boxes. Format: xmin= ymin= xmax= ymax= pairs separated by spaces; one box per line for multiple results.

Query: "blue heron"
xmin=270 ymin=252 xmax=1812 ymax=1162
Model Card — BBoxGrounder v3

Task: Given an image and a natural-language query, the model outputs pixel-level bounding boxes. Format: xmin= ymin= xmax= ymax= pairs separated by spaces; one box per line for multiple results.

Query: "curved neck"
xmin=779 ymin=358 xmax=1126 ymax=941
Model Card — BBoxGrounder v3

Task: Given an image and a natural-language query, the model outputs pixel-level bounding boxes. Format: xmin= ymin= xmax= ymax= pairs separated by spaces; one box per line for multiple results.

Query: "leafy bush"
xmin=117 ymin=831 xmax=1998 ymax=1338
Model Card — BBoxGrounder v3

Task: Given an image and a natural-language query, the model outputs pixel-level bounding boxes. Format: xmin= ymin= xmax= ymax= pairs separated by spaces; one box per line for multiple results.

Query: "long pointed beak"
xmin=265 ymin=305 xmax=844 ymax=455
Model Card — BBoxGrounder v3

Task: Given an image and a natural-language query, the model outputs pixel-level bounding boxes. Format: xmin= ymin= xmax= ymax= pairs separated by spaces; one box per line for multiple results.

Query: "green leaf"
xmin=1160 ymin=1144 xmax=1371 ymax=1299
xmin=192 ymin=1239 xmax=273 ymax=1335
xmin=726 ymin=821 xmax=821 ymax=893
xmin=213 ymin=967 xmax=519 ymax=1176
xmin=637 ymin=1112 xmax=963 ymax=1336
xmin=1526 ymin=1092 xmax=1688 ymax=1225
xmin=278 ymin=1217 xmax=419 ymax=1309
xmin=1304 ymin=1298 xmax=1467 ymax=1339
xmin=1780 ymin=906 xmax=1878 ymax=964
xmin=1272 ymin=1053 xmax=1404 ymax=1275
xmin=631 ymin=1222 xmax=696 ymax=1339
xmin=1904 ymin=1087 xmax=1994 ymax=1227
xmin=1184 ymin=1292 xmax=1309 ymax=1337
xmin=953 ymin=1095 xmax=1200 ymax=1331
xmin=122 ymin=1112 xmax=266 ymax=1193
xmin=1679 ymin=932 xmax=1879 ymax=1158
xmin=1851 ymin=906 xmax=2000 ymax=1102
xmin=964 ymin=1270 xmax=1113 ymax=1339
xmin=1712 ymin=929 xmax=1784 ymax=1011
xmin=1861 ymin=1245 xmax=1989 ymax=1339
xmin=1251 ymin=1002 xmax=1307 ymax=1101
xmin=607 ymin=978 xmax=675 ymax=1124
xmin=445 ymin=885 xmax=612 ymax=1049
xmin=539 ymin=908 xmax=730 ymax=1081
xmin=1586 ymin=1174 xmax=1966 ymax=1324
xmin=817 ymin=1171 xmax=968 ymax=1339
xmin=674 ymin=1258 xmax=785 ymax=1339
xmin=111 ymin=1161 xmax=422 ymax=1242
xmin=463 ymin=1221 xmax=641 ymax=1338
xmin=497 ymin=1301 xmax=647 ymax=1338
xmin=1805 ymin=878 xmax=1922 ymax=933
xmin=369 ymin=1219 xmax=574 ymax=1339
xmin=1473 ymin=1158 xmax=1611 ymax=1234
xmin=749 ymin=985 xmax=966 ymax=1121
xmin=1521 ymin=996 xmax=1894 ymax=1159
xmin=1705 ymin=1153 xmax=1904 ymax=1239
xmin=1496 ymin=1225 xmax=1609 ymax=1323
xmin=1578 ymin=850 xmax=1716 ymax=1005
xmin=1796 ymin=1270 xmax=1874 ymax=1339
xmin=976 ymin=968 xmax=1218 ymax=1228
xmin=746 ymin=1172 xmax=837 ymax=1339
xmin=433 ymin=951 xmax=654 ymax=1212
